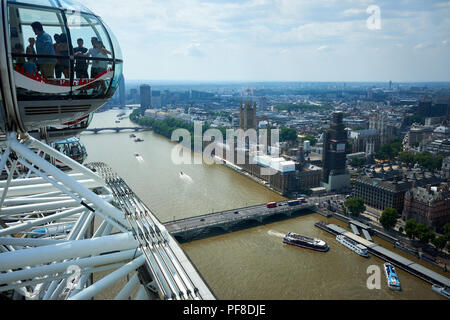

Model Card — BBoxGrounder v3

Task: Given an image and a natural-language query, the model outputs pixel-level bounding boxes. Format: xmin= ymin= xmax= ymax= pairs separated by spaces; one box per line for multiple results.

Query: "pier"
xmin=315 ymin=222 xmax=450 ymax=288
xmin=164 ymin=201 xmax=316 ymax=242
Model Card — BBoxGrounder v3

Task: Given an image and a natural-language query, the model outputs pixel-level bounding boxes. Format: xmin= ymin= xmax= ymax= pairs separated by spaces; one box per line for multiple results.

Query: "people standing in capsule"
xmin=12 ymin=43 xmax=37 ymax=76
xmin=31 ymin=22 xmax=57 ymax=79
xmin=74 ymin=38 xmax=89 ymax=79
xmin=94 ymin=41 xmax=110 ymax=75
xmin=88 ymin=37 xmax=111 ymax=78
xmin=53 ymin=34 xmax=62 ymax=78
xmin=53 ymin=34 xmax=69 ymax=79
xmin=26 ymin=38 xmax=36 ymax=62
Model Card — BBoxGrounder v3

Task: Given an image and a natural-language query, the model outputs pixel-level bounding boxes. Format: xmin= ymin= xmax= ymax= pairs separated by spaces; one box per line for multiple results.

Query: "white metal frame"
xmin=0 ymin=133 xmax=214 ymax=300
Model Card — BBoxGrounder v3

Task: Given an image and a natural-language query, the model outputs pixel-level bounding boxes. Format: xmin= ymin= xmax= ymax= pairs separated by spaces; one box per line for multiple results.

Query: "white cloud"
xmin=414 ymin=43 xmax=436 ymax=50
xmin=414 ymin=43 xmax=426 ymax=49
xmin=342 ymin=8 xmax=365 ymax=16
xmin=317 ymin=45 xmax=331 ymax=51
xmin=172 ymin=43 xmax=205 ymax=57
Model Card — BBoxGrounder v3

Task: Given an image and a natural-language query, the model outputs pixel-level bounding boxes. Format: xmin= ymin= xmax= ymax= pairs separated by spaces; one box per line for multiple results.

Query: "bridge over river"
xmin=84 ymin=127 xmax=151 ymax=134
xmin=164 ymin=201 xmax=317 ymax=242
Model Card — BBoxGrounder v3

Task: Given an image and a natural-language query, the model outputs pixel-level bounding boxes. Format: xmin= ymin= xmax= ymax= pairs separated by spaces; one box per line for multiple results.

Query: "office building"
xmin=118 ymin=74 xmax=126 ymax=109
xmin=403 ymin=184 xmax=450 ymax=232
xmin=152 ymin=90 xmax=162 ymax=109
xmin=140 ymin=84 xmax=151 ymax=111
xmin=353 ymin=170 xmax=442 ymax=214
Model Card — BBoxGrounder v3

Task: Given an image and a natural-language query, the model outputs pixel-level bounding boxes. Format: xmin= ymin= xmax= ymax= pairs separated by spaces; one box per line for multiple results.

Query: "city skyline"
xmin=77 ymin=0 xmax=450 ymax=82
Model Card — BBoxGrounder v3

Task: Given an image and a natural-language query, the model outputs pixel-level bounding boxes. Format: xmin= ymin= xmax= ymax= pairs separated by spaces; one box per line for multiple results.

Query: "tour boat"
xmin=384 ymin=263 xmax=401 ymax=291
xmin=283 ymin=232 xmax=329 ymax=252
xmin=336 ymin=234 xmax=369 ymax=257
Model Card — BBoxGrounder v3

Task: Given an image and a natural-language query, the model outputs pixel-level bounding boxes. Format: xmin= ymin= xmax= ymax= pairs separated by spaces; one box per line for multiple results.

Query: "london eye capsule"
xmin=52 ymin=136 xmax=87 ymax=165
xmin=0 ymin=0 xmax=123 ymax=136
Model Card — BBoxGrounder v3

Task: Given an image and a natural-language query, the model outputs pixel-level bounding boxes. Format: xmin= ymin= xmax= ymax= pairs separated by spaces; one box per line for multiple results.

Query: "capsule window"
xmin=7 ymin=0 xmax=60 ymax=8
xmin=66 ymin=11 xmax=114 ymax=97
xmin=57 ymin=0 xmax=94 ymax=14
xmin=8 ymin=4 xmax=72 ymax=96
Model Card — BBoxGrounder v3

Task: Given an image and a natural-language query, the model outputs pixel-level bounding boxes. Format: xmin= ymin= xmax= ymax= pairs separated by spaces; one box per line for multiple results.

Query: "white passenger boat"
xmin=336 ymin=234 xmax=369 ymax=257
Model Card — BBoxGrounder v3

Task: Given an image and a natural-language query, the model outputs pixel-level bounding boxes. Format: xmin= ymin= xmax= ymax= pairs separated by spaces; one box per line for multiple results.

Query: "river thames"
xmin=81 ymin=108 xmax=446 ymax=300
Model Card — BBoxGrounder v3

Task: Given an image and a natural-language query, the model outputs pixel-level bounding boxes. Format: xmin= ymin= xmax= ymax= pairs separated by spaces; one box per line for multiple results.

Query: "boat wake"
xmin=179 ymin=172 xmax=193 ymax=184
xmin=136 ymin=156 xmax=144 ymax=163
xmin=268 ymin=230 xmax=285 ymax=239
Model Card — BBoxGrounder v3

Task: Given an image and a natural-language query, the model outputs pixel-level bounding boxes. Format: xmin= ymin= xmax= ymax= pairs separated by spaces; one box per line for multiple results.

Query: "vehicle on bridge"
xmin=297 ymin=197 xmax=307 ymax=203
xmin=288 ymin=200 xmax=300 ymax=206
xmin=266 ymin=202 xmax=277 ymax=208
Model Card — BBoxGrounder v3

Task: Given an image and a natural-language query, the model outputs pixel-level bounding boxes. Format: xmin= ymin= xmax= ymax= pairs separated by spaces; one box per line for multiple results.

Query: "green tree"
xmin=405 ymin=219 xmax=418 ymax=240
xmin=280 ymin=127 xmax=298 ymax=142
xmin=379 ymin=208 xmax=399 ymax=229
xmin=416 ymin=223 xmax=434 ymax=244
xmin=444 ymin=223 xmax=450 ymax=241
xmin=398 ymin=151 xmax=415 ymax=166
xmin=350 ymin=157 xmax=365 ymax=167
xmin=400 ymin=152 xmax=444 ymax=170
xmin=301 ymin=135 xmax=317 ymax=146
xmin=376 ymin=138 xmax=403 ymax=160
xmin=432 ymin=236 xmax=447 ymax=251
xmin=344 ymin=197 xmax=366 ymax=218
xmin=444 ymin=223 xmax=450 ymax=235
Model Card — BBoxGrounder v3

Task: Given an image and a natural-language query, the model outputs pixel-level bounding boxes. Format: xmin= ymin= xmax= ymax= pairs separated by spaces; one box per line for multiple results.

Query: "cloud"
xmin=172 ymin=43 xmax=205 ymax=57
xmin=317 ymin=45 xmax=331 ymax=52
xmin=342 ymin=8 xmax=365 ymax=17
xmin=74 ymin=0 xmax=450 ymax=81
xmin=414 ymin=43 xmax=436 ymax=50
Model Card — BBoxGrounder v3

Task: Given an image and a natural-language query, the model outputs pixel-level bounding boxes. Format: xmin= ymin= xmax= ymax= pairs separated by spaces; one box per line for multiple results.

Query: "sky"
xmin=75 ymin=0 xmax=450 ymax=82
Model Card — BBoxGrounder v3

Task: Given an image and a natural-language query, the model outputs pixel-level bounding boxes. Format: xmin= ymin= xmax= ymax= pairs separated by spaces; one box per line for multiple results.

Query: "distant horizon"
xmin=123 ymin=79 xmax=450 ymax=85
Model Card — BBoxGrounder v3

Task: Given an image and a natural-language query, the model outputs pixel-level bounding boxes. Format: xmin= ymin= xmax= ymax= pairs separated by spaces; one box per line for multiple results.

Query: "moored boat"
xmin=432 ymin=284 xmax=450 ymax=299
xmin=336 ymin=234 xmax=369 ymax=257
